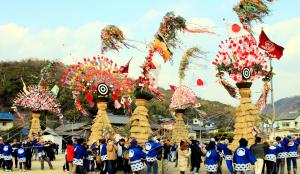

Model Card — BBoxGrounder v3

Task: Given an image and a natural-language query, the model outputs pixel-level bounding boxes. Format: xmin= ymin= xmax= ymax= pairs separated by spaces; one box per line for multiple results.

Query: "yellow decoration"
xmin=172 ymin=111 xmax=189 ymax=142
xmin=229 ymin=85 xmax=260 ymax=150
xmin=88 ymin=102 xmax=112 ymax=145
xmin=130 ymin=99 xmax=152 ymax=144
xmin=29 ymin=112 xmax=42 ymax=138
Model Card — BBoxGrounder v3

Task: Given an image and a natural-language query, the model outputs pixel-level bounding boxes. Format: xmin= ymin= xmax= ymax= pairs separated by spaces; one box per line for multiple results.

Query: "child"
xmin=264 ymin=140 xmax=278 ymax=174
xmin=86 ymin=148 xmax=95 ymax=173
xmin=3 ymin=140 xmax=13 ymax=171
xmin=205 ymin=141 xmax=221 ymax=174
xmin=17 ymin=144 xmax=26 ymax=171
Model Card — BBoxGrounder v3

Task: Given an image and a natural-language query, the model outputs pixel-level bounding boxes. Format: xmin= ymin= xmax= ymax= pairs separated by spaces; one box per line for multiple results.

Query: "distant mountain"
xmin=263 ymin=96 xmax=300 ymax=116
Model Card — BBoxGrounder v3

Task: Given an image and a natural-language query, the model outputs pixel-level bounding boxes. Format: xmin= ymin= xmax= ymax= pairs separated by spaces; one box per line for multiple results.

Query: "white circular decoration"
xmin=242 ymin=67 xmax=251 ymax=80
xmin=145 ymin=143 xmax=152 ymax=151
xmin=129 ymin=149 xmax=134 ymax=158
xmin=237 ymin=148 xmax=245 ymax=156
xmin=18 ymin=149 xmax=24 ymax=154
xmin=33 ymin=103 xmax=41 ymax=109
xmin=206 ymin=151 xmax=211 ymax=158
xmin=3 ymin=146 xmax=8 ymax=151
xmin=97 ymin=83 xmax=109 ymax=96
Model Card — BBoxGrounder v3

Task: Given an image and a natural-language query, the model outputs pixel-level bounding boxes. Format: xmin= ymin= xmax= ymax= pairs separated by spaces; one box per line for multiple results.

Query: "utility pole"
xmin=270 ymin=58 xmax=276 ymax=140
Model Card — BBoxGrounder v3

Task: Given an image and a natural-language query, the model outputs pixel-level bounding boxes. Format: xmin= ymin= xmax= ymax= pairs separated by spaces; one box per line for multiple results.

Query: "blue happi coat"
xmin=233 ymin=147 xmax=256 ymax=172
xmin=73 ymin=144 xmax=88 ymax=166
xmin=205 ymin=149 xmax=221 ymax=172
xmin=145 ymin=141 xmax=162 ymax=162
xmin=265 ymin=146 xmax=279 ymax=162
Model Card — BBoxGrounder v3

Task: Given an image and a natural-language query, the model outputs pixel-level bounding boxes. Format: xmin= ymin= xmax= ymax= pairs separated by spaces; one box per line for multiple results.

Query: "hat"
xmin=130 ymin=139 xmax=138 ymax=148
xmin=148 ymin=135 xmax=155 ymax=142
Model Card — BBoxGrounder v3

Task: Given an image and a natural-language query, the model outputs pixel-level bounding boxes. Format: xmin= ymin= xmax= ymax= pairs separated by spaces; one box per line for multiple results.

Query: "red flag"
xmin=258 ymin=30 xmax=284 ymax=59
xmin=170 ymin=85 xmax=177 ymax=92
xmin=120 ymin=58 xmax=132 ymax=74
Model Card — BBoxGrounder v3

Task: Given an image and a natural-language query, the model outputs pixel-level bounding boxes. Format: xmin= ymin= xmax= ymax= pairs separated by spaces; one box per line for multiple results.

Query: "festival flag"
xmin=120 ymin=58 xmax=132 ymax=74
xmin=170 ymin=85 xmax=177 ymax=92
xmin=259 ymin=30 xmax=284 ymax=59
xmin=50 ymin=85 xmax=60 ymax=97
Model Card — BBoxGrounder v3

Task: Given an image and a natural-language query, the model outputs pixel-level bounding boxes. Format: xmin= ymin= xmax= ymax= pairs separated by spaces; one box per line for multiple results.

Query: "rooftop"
xmin=276 ymin=112 xmax=299 ymax=121
xmin=107 ymin=113 xmax=130 ymax=124
xmin=0 ymin=112 xmax=16 ymax=120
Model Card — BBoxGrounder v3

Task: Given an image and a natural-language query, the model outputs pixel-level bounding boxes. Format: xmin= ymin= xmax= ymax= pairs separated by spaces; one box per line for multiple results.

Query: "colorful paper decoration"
xmin=61 ymin=56 xmax=133 ymax=112
xmin=169 ymin=85 xmax=199 ymax=110
xmin=149 ymin=11 xmax=214 ymax=62
xmin=233 ymin=0 xmax=272 ymax=32
xmin=212 ymin=34 xmax=271 ymax=83
xmin=13 ymin=85 xmax=64 ymax=125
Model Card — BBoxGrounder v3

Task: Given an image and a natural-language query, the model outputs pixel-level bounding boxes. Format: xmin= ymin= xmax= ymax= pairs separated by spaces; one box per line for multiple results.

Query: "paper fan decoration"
xmin=61 ymin=56 xmax=133 ymax=112
xmin=150 ymin=11 xmax=214 ymax=62
xmin=169 ymin=85 xmax=199 ymax=110
xmin=13 ymin=85 xmax=64 ymax=125
xmin=101 ymin=25 xmax=135 ymax=53
xmin=233 ymin=0 xmax=272 ymax=32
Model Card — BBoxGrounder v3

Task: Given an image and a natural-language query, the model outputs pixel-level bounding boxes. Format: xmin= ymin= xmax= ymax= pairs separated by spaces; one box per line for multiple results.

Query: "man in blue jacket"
xmin=129 ymin=139 xmax=146 ymax=173
xmin=0 ymin=137 xmax=4 ymax=170
xmin=285 ymin=136 xmax=299 ymax=174
xmin=145 ymin=136 xmax=162 ymax=174
xmin=73 ymin=138 xmax=88 ymax=174
xmin=275 ymin=136 xmax=288 ymax=174
xmin=3 ymin=139 xmax=13 ymax=171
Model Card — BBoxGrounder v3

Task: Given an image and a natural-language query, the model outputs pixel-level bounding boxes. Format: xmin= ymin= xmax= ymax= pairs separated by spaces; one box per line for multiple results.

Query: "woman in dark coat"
xmin=190 ymin=140 xmax=204 ymax=174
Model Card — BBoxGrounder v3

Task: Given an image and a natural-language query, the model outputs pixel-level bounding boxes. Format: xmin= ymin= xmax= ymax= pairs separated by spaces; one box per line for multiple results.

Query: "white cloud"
xmin=0 ymin=14 xmax=299 ymax=107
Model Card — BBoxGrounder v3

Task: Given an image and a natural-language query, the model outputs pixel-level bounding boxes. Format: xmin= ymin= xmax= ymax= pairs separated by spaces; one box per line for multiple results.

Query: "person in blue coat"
xmin=264 ymin=141 xmax=279 ymax=174
xmin=275 ymin=136 xmax=288 ymax=174
xmin=145 ymin=136 xmax=162 ymax=174
xmin=129 ymin=139 xmax=146 ymax=174
xmin=17 ymin=143 xmax=26 ymax=171
xmin=205 ymin=141 xmax=221 ymax=174
xmin=73 ymin=138 xmax=88 ymax=174
xmin=0 ymin=137 xmax=4 ymax=169
xmin=285 ymin=136 xmax=299 ymax=174
xmin=3 ymin=139 xmax=13 ymax=171
xmin=100 ymin=139 xmax=108 ymax=174
xmin=217 ymin=139 xmax=233 ymax=173
xmin=233 ymin=138 xmax=256 ymax=174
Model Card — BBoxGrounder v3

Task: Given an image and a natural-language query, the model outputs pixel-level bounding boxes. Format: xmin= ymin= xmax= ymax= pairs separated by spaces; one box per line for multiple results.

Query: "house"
xmin=274 ymin=112 xmax=300 ymax=137
xmin=42 ymin=127 xmax=63 ymax=153
xmin=0 ymin=112 xmax=16 ymax=131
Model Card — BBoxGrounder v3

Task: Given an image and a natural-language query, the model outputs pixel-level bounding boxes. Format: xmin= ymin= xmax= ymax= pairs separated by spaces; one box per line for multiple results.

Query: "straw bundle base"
xmin=88 ymin=102 xmax=112 ymax=145
xmin=29 ymin=112 xmax=42 ymax=138
xmin=172 ymin=112 xmax=189 ymax=142
xmin=130 ymin=99 xmax=152 ymax=144
xmin=229 ymin=86 xmax=260 ymax=150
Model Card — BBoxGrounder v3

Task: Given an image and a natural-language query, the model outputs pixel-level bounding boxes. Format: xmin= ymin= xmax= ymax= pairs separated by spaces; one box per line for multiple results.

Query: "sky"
xmin=0 ymin=0 xmax=300 ymax=106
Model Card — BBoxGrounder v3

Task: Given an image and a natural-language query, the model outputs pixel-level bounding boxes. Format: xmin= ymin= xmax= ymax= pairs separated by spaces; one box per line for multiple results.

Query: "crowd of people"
xmin=61 ymin=135 xmax=299 ymax=174
xmin=0 ymin=136 xmax=59 ymax=172
xmin=0 ymin=135 xmax=299 ymax=174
